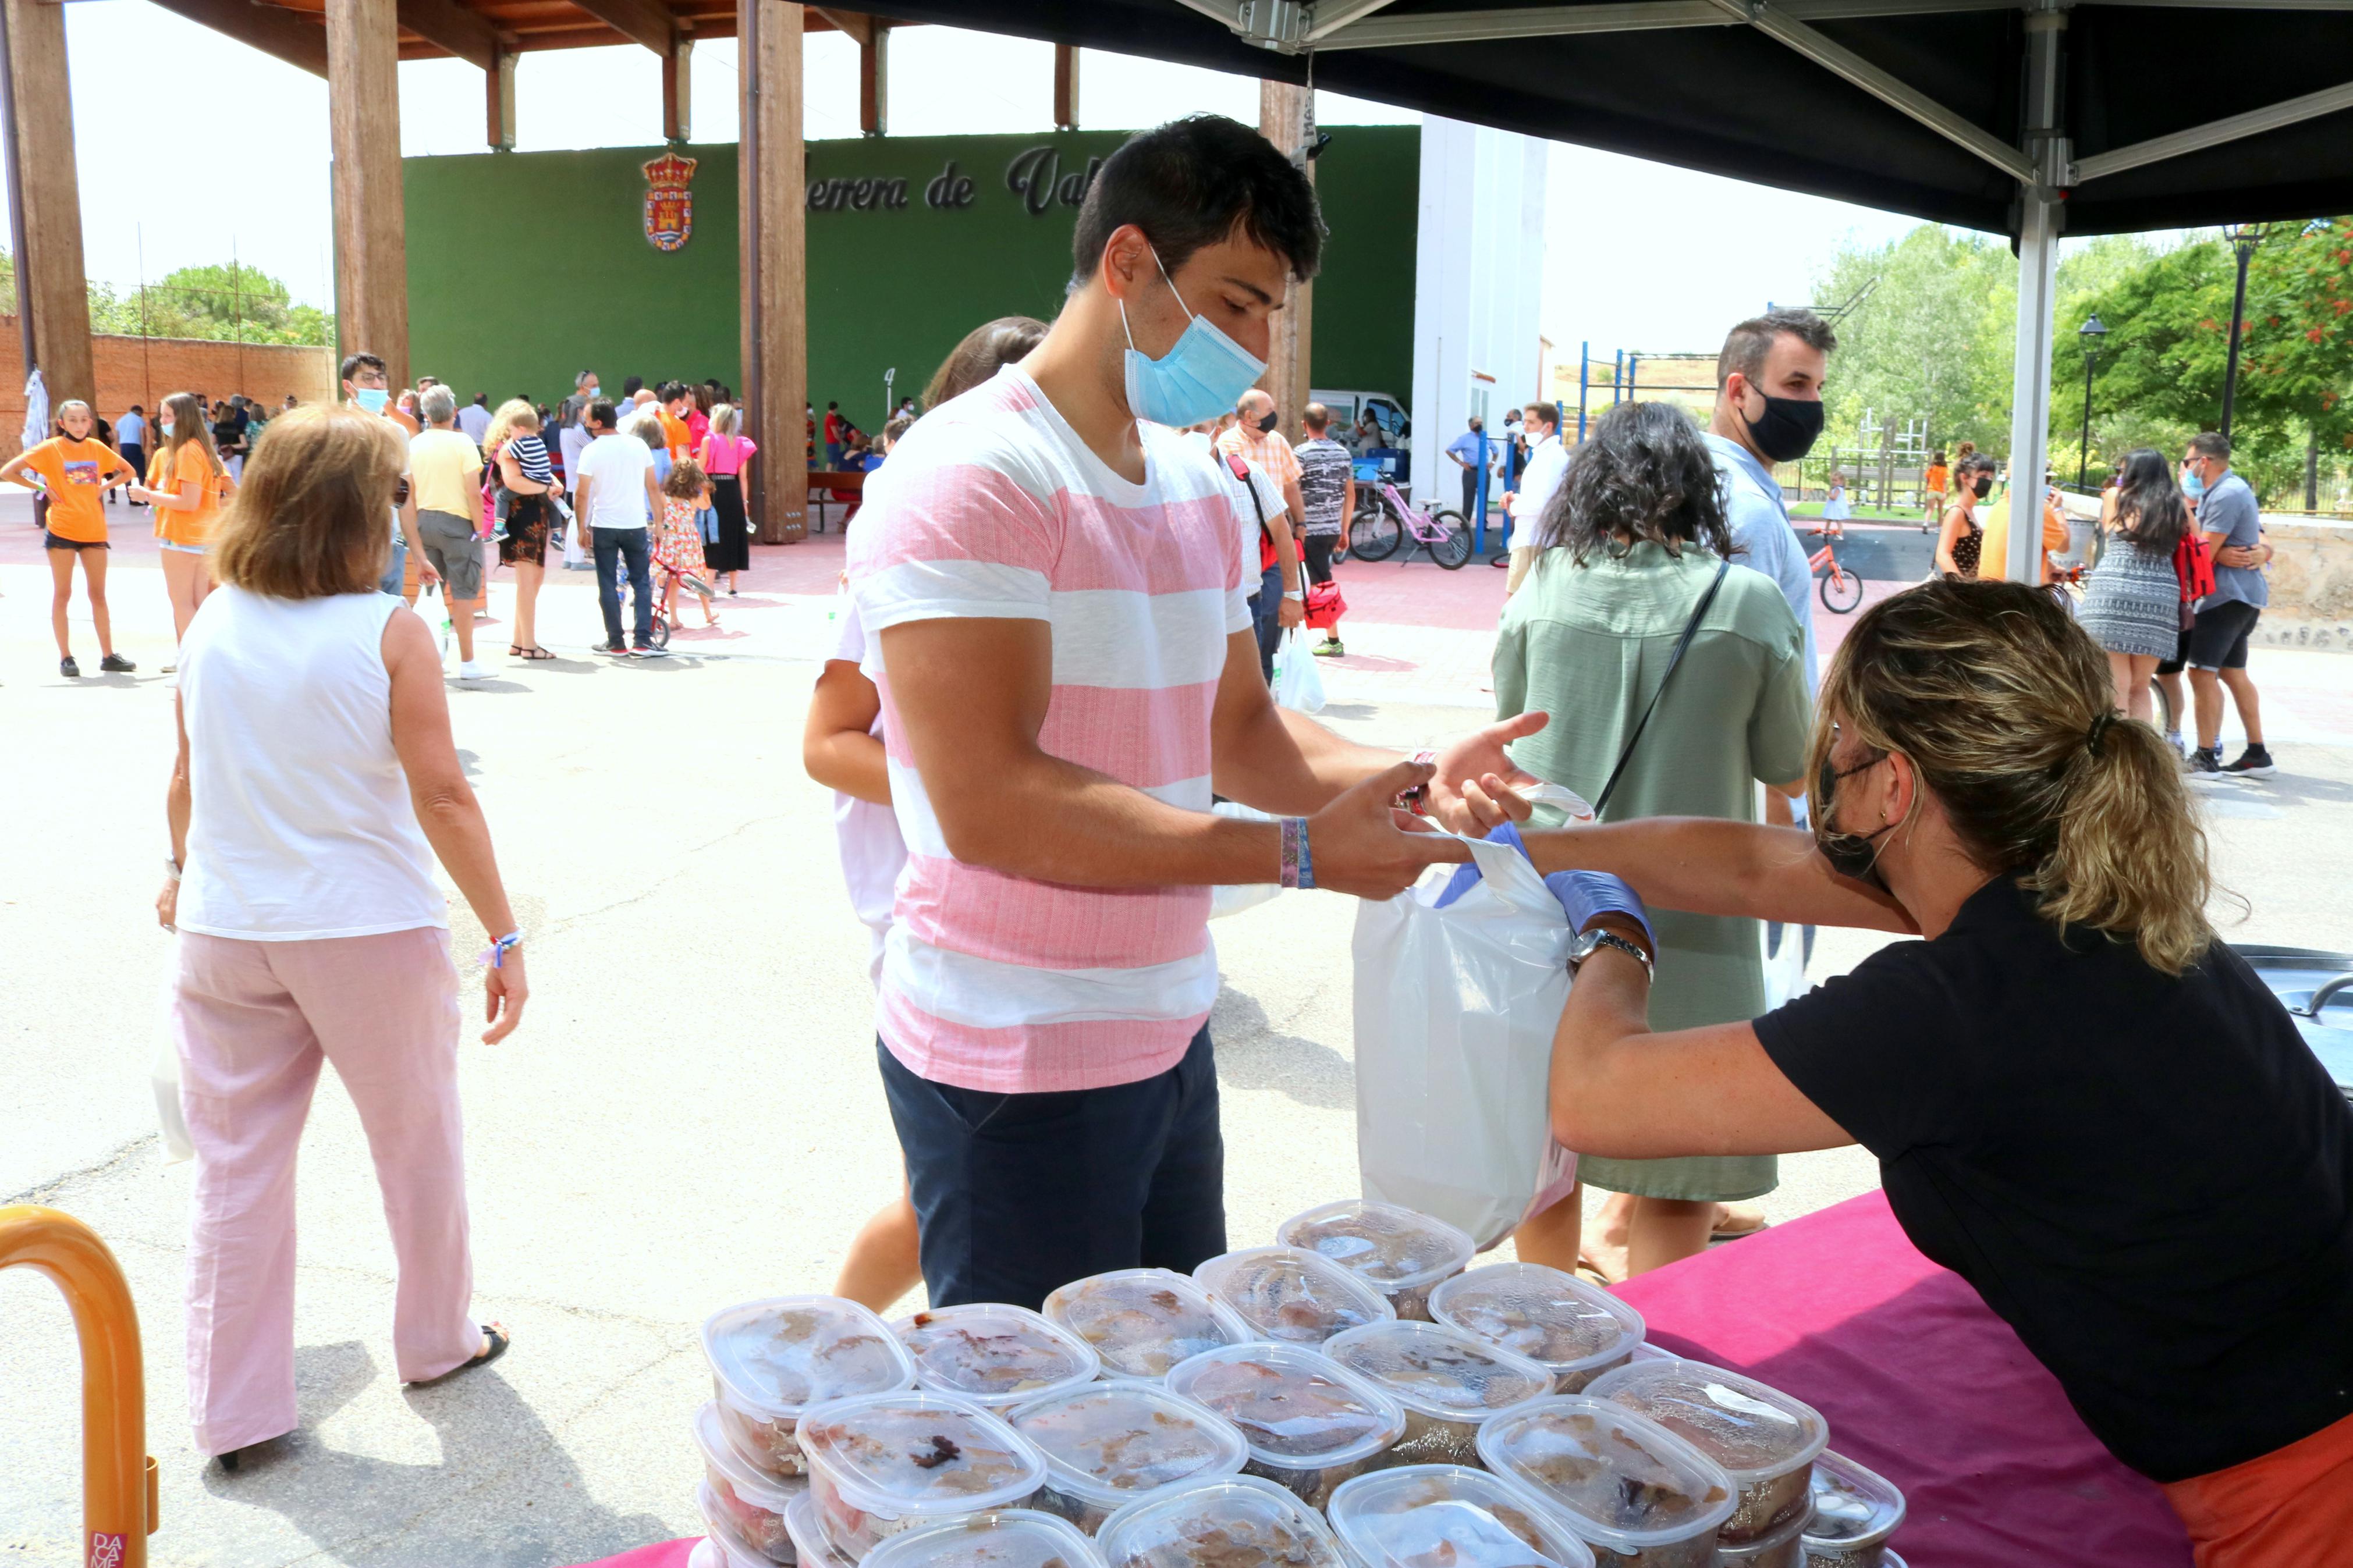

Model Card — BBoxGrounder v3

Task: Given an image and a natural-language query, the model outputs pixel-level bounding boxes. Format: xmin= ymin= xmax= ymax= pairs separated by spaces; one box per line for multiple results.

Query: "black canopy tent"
xmin=835 ymin=0 xmax=2353 ymax=577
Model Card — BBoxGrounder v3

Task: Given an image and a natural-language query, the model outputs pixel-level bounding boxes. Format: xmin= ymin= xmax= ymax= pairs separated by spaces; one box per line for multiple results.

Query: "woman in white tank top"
xmin=158 ymin=403 xmax=530 ymax=1469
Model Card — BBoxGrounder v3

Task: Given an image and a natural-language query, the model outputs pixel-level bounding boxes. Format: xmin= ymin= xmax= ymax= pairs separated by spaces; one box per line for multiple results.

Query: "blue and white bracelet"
xmin=1280 ymin=819 xmax=1316 ymax=890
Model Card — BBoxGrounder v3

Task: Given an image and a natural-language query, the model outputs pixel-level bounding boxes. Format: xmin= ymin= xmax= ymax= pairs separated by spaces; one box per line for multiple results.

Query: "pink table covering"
xmin=1614 ymin=1189 xmax=2191 ymax=1566
xmin=566 ymin=1192 xmax=2191 ymax=1568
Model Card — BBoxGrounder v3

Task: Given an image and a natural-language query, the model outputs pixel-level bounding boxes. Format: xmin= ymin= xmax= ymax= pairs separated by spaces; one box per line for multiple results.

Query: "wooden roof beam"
xmin=396 ymin=0 xmax=507 ymax=71
xmin=810 ymin=6 xmax=874 ymax=45
xmin=565 ymin=0 xmax=678 ymax=53
xmin=145 ymin=0 xmax=328 ymax=77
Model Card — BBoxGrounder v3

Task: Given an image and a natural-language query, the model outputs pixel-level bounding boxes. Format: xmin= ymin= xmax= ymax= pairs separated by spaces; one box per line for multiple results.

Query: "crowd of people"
xmin=122 ymin=110 xmax=2347 ymax=1568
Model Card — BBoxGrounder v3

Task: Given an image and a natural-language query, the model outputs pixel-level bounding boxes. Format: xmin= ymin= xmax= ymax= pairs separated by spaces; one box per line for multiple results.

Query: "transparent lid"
xmin=1275 ymin=1201 xmax=1477 ymax=1297
xmin=893 ymin=1304 xmax=1103 ymax=1409
xmin=1192 ymin=1247 xmax=1396 ymax=1346
xmin=1006 ymin=1384 xmax=1250 ymax=1509
xmin=694 ymin=1400 xmax=808 ymax=1512
xmin=1095 ymin=1475 xmax=1348 ymax=1568
xmin=1474 ymin=1396 xmax=1736 ymax=1552
xmin=1322 ymin=1322 xmax=1554 ymax=1423
xmin=787 ymin=1490 xmax=861 ymax=1568
xmin=1164 ymin=1343 xmax=1406 ymax=1471
xmin=1802 ymin=1449 xmax=1906 ymax=1547
xmin=1585 ymin=1359 xmax=1827 ymax=1484
xmin=699 ymin=1483 xmax=775 ymax=1568
xmin=1041 ymin=1269 xmax=1259 ymax=1382
xmin=1326 ymin=1466 xmax=1596 ymax=1568
xmin=862 ymin=1509 xmax=1108 ymax=1568
xmin=1427 ymin=1264 xmax=1645 ymax=1378
xmin=704 ymin=1296 xmax=918 ymax=1421
xmin=799 ymin=1391 xmax=1050 ymax=1515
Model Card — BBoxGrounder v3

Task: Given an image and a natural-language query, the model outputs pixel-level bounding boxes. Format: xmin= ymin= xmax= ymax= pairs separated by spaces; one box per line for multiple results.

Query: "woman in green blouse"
xmin=1492 ymin=399 xmax=1812 ymax=1277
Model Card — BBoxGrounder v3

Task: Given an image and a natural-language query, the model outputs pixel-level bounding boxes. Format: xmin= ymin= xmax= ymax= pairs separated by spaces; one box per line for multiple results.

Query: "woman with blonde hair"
xmin=695 ymin=403 xmax=758 ymax=594
xmin=0 ymin=396 xmax=141 ymax=675
xmin=485 ymin=398 xmax=559 ymax=660
xmin=1451 ymin=578 xmax=2353 ymax=1565
xmin=130 ymin=392 xmax=236 ymax=647
xmin=160 ymin=402 xmax=529 ymax=1469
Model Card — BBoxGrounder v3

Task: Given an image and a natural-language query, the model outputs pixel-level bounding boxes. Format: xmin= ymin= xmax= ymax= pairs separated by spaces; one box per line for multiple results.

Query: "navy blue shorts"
xmin=877 ymin=1026 xmax=1226 ymax=1310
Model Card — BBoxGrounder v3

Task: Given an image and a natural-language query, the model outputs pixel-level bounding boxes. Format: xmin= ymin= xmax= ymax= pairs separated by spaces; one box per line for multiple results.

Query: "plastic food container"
xmin=1275 ymin=1201 xmax=1477 ymax=1322
xmin=1429 ymin=1264 xmax=1646 ymax=1392
xmin=705 ymin=1482 xmax=799 ymax=1568
xmin=1326 ymin=1464 xmax=1598 ymax=1568
xmin=1707 ymin=1505 xmax=1809 ymax=1567
xmin=1587 ymin=1361 xmax=1827 ymax=1544
xmin=698 ymin=1400 xmax=809 ymax=1562
xmin=1165 ymin=1342 xmax=1406 ymax=1510
xmin=1798 ymin=1451 xmax=1905 ymax=1568
xmin=1476 ymin=1396 xmax=1736 ymax=1568
xmin=1006 ymin=1383 xmax=1250 ymax=1534
xmin=894 ymin=1304 xmax=1103 ymax=1410
xmin=1322 ymin=1320 xmax=1554 ymax=1468
xmin=705 ymin=1296 xmax=918 ymax=1479
xmin=800 ymin=1390 xmax=1050 ymax=1562
xmin=1043 ymin=1270 xmax=1261 ymax=1382
xmin=1096 ymin=1475 xmax=1349 ymax=1568
xmin=861 ymin=1509 xmax=1108 ymax=1568
xmin=1194 ymin=1247 xmax=1396 ymax=1346
xmin=787 ymin=1491 xmax=861 ymax=1568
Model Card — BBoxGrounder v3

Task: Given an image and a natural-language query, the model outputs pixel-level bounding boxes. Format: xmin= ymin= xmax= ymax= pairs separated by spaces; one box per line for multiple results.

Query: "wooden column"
xmin=1257 ymin=79 xmax=1314 ymax=442
xmin=859 ymin=24 xmax=887 ymax=136
xmin=1053 ymin=43 xmax=1078 ymax=130
xmin=487 ymin=49 xmax=516 ymax=150
xmin=2 ymin=0 xmax=94 ymax=408
xmin=327 ymin=0 xmax=409 ymax=389
xmin=663 ymin=33 xmax=693 ymax=144
xmin=739 ymin=0 xmax=806 ymax=543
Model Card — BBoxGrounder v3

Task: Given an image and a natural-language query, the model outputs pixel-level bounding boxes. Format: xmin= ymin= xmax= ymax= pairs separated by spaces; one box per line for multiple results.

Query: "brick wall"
xmin=0 ymin=317 xmax=335 ymax=424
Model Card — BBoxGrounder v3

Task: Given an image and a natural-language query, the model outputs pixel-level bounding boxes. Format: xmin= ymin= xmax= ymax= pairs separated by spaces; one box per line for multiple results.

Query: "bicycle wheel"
xmin=2149 ymin=674 xmax=2176 ymax=734
xmin=1427 ymin=509 xmax=1474 ymax=569
xmin=1818 ymin=561 xmax=1865 ymax=613
xmin=1349 ymin=498 xmax=1402 ymax=561
xmin=647 ymin=611 xmax=670 ymax=650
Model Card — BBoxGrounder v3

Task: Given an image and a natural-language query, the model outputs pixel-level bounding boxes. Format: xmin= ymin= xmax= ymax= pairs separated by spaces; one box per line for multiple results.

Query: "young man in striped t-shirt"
xmin=848 ymin=115 xmax=1545 ymax=1310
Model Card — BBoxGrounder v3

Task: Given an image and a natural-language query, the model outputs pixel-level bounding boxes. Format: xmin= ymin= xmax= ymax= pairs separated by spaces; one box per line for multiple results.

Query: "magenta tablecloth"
xmin=567 ymin=1191 xmax=2192 ymax=1568
xmin=1613 ymin=1189 xmax=2191 ymax=1567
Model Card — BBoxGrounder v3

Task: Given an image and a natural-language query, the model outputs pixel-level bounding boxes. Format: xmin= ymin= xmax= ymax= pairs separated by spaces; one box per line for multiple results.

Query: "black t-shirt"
xmin=1755 ymin=876 xmax=2353 ymax=1481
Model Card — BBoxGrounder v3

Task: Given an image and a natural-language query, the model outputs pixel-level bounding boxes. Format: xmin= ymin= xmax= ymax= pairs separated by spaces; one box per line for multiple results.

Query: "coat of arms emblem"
xmin=643 ymin=152 xmax=696 ymax=252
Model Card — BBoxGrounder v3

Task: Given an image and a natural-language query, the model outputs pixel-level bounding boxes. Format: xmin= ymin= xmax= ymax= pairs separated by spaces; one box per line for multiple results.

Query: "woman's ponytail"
xmin=2035 ymin=708 xmax=2218 ymax=974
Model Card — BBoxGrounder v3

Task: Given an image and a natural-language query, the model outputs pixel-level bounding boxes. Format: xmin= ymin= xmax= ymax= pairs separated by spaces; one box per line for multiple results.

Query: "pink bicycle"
xmin=1346 ymin=479 xmax=1475 ymax=569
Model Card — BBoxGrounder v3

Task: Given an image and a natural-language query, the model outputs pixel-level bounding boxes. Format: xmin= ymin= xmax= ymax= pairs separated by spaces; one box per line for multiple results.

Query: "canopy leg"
xmin=2004 ymin=193 xmax=2060 ymax=584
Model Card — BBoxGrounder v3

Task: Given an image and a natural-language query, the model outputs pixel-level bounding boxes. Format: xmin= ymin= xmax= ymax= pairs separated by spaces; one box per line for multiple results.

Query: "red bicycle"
xmin=1809 ymin=521 xmax=1865 ymax=613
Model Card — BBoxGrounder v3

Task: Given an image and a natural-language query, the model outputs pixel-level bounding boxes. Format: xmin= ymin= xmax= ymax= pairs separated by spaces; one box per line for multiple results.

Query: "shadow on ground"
xmin=1210 ymin=986 xmax=1354 ymax=1111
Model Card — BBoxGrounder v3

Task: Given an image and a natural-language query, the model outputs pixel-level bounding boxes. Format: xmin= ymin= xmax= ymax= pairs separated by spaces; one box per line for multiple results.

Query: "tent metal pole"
xmin=2002 ymin=5 xmax=2065 ymax=584
xmin=2070 ymin=76 xmax=2353 ymax=184
xmin=1577 ymin=340 xmax=1588 ymax=442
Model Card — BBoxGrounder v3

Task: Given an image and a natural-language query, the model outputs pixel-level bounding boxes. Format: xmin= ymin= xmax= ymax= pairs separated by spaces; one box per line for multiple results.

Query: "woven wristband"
xmin=1280 ymin=818 xmax=1314 ymax=890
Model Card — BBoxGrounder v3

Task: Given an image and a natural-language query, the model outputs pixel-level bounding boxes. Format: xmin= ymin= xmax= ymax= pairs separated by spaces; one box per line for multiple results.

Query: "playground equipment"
xmin=1 ymin=1205 xmax=158 ymax=1568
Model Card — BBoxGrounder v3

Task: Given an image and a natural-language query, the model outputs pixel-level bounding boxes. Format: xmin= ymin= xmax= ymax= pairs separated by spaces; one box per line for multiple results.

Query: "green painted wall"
xmin=402 ymin=126 xmax=1416 ymax=431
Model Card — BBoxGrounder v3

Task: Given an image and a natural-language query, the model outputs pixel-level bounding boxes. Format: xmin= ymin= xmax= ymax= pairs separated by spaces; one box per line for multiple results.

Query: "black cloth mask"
xmin=1972 ymin=477 xmax=1994 ymax=499
xmin=1741 ymin=389 xmax=1826 ymax=463
xmin=1255 ymin=411 xmax=1279 ymax=434
xmin=1813 ymin=751 xmax=1893 ymax=891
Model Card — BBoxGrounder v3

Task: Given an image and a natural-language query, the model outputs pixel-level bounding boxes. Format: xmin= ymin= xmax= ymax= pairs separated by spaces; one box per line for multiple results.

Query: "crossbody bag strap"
xmin=1591 ymin=556 xmax=1733 ymax=820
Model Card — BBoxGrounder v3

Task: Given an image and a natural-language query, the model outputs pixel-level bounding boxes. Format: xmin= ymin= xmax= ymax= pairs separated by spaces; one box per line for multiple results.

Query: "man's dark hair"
xmin=339 ymin=351 xmax=385 ymax=383
xmin=2189 ymin=430 xmax=2233 ymax=461
xmin=1071 ymin=114 xmax=1325 ymax=288
xmin=129 ymin=403 xmax=142 ymax=413
xmin=622 ymin=375 xmax=644 ymax=398
xmin=1538 ymin=400 xmax=1730 ymax=564
xmin=473 ymin=392 xmax=488 ymax=405
xmin=587 ymin=399 xmax=617 ymax=431
xmin=1522 ymin=401 xmax=1557 ymax=429
xmin=827 ymin=400 xmax=838 ymax=410
xmin=1715 ymin=308 xmax=1837 ymax=388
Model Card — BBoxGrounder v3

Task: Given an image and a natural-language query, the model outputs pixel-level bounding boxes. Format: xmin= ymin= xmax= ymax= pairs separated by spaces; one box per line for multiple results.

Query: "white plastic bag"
xmin=1351 ymin=832 xmax=1578 ymax=1249
xmin=1273 ymin=629 xmax=1325 ymax=714
xmin=1208 ymin=802 xmax=1282 ymax=920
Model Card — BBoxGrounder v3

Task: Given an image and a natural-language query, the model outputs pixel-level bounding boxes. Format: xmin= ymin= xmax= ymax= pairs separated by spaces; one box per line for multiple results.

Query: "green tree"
xmin=1812 ymin=226 xmax=2017 ymax=456
xmin=93 ymin=261 xmax=334 ymax=347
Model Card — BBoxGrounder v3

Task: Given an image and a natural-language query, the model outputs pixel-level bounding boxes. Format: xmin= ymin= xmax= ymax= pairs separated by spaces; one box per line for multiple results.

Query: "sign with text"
xmin=806 ymin=147 xmax=1103 ymax=216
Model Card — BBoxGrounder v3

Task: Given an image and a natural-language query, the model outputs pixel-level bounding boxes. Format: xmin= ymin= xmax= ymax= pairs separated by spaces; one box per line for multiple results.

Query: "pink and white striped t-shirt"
xmin=847 ymin=365 xmax=1252 ymax=1095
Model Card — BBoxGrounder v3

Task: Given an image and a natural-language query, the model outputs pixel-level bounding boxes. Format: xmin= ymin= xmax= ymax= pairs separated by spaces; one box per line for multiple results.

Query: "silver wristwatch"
xmin=1567 ymin=927 xmax=1652 ymax=982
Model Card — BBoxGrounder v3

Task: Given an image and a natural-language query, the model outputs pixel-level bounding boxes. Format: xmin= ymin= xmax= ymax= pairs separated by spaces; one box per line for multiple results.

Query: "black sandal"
xmin=406 ymin=1322 xmax=510 ymax=1386
xmin=509 ymin=645 xmax=556 ymax=660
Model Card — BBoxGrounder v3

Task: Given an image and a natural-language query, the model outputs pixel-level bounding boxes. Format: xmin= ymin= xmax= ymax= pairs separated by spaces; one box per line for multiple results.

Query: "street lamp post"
xmin=2220 ymin=222 xmax=2266 ymax=439
xmin=2077 ymin=315 xmax=2107 ymax=489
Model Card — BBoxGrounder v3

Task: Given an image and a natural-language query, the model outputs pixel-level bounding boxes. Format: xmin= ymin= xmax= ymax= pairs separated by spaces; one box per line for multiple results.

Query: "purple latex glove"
xmin=1433 ymin=823 xmax=1658 ymax=952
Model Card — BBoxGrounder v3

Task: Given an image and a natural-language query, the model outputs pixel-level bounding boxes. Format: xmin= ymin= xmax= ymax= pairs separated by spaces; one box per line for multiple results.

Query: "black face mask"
xmin=1971 ymin=477 xmax=1993 ymax=499
xmin=1813 ymin=750 xmax=1894 ymax=890
xmin=1255 ymin=411 xmax=1279 ymax=434
xmin=1741 ymin=390 xmax=1825 ymax=463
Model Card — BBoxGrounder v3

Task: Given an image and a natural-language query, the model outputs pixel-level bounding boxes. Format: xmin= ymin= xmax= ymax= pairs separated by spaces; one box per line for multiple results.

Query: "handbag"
xmin=1590 ymin=557 xmax=1733 ymax=819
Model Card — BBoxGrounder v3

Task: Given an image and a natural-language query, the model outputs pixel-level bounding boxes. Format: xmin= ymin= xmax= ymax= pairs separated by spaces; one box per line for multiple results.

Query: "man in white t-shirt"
xmin=1502 ymin=401 xmax=1570 ymax=593
xmin=1185 ymin=418 xmax=1296 ymax=681
xmin=569 ymin=400 xmax=664 ymax=656
xmin=847 ymin=114 xmax=1546 ymax=1310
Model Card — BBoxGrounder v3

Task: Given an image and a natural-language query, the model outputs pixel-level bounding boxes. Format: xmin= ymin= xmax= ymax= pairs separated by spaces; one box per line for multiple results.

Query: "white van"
xmin=1310 ymin=389 xmax=1410 ymax=454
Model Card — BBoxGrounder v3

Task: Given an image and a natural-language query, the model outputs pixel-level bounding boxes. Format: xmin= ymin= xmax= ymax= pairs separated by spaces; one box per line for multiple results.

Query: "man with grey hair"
xmin=410 ymin=385 xmax=489 ymax=677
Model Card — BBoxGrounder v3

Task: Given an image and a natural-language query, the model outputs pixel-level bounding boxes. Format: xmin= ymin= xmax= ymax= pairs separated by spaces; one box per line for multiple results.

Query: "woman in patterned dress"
xmin=1937 ymin=452 xmax=1996 ymax=579
xmin=2078 ymin=449 xmax=2192 ymax=721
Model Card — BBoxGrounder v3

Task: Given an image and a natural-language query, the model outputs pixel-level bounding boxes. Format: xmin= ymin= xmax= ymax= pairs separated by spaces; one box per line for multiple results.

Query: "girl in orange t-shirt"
xmin=0 ymin=397 xmax=139 ymax=675
xmin=130 ymin=391 xmax=236 ymax=643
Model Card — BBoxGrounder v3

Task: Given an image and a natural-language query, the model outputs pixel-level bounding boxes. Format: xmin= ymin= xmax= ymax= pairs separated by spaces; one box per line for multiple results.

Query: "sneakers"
xmin=592 ymin=639 xmax=630 ymax=656
xmin=2187 ymin=746 xmax=2223 ymax=776
xmin=59 ymin=655 xmax=79 ymax=678
xmin=2164 ymin=730 xmax=2187 ymax=759
xmin=2223 ymin=744 xmax=2277 ymax=778
xmin=457 ymin=660 xmax=487 ymax=680
xmin=1312 ymin=639 xmax=1344 ymax=657
xmin=634 ymin=642 xmax=668 ymax=658
xmin=100 ymin=653 xmax=136 ymax=673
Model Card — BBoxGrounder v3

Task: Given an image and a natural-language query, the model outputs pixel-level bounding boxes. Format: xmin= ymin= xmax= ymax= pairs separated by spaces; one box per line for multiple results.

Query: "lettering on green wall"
xmin=1005 ymin=146 xmax=1103 ymax=216
xmin=808 ymin=175 xmax=911 ymax=213
xmin=924 ymin=162 xmax=977 ymax=209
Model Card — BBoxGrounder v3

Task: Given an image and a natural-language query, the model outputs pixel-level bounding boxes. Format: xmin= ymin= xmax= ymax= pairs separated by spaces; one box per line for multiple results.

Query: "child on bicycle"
xmin=655 ymin=458 xmax=720 ymax=630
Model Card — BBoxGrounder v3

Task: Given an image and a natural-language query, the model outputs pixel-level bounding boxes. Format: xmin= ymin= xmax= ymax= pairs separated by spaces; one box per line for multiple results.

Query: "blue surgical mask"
xmin=159 ymin=420 xmax=175 ymax=438
xmin=1120 ymin=248 xmax=1267 ymax=429
xmin=354 ymin=387 xmax=389 ymax=414
xmin=2180 ymin=463 xmax=2206 ymax=497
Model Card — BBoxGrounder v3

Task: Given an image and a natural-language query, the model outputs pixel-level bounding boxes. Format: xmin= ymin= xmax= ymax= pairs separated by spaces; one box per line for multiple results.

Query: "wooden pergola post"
xmin=1257 ymin=79 xmax=1314 ymax=442
xmin=326 ymin=0 xmax=410 ymax=389
xmin=740 ymin=0 xmax=807 ymax=543
xmin=1 ymin=0 xmax=95 ymax=408
xmin=1053 ymin=43 xmax=1078 ymax=130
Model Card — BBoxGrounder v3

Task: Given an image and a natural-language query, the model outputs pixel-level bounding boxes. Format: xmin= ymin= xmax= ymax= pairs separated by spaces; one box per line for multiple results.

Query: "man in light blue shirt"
xmin=2178 ymin=430 xmax=2274 ymax=777
xmin=1445 ymin=418 xmax=1495 ymax=523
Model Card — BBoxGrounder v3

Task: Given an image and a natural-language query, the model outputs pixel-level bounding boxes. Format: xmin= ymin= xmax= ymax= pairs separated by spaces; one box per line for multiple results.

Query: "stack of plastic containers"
xmin=1477 ymin=1394 xmax=1738 ymax=1567
xmin=892 ymin=1303 xmax=1101 ymax=1410
xmin=1276 ymin=1200 xmax=1477 ymax=1322
xmin=1166 ymin=1341 xmax=1407 ymax=1509
xmin=799 ymin=1389 xmax=1052 ymax=1561
xmin=1587 ymin=1359 xmax=1827 ymax=1563
xmin=1007 ymin=1382 xmax=1250 ymax=1533
xmin=1429 ymin=1263 xmax=1647 ymax=1392
xmin=1800 ymin=1452 xmax=1907 ymax=1568
xmin=1194 ymin=1246 xmax=1397 ymax=1346
xmin=1042 ymin=1269 xmax=1258 ymax=1381
xmin=1326 ymin=1465 xmax=1598 ymax=1568
xmin=1095 ymin=1475 xmax=1350 ymax=1568
xmin=1322 ymin=1320 xmax=1554 ymax=1467
xmin=861 ymin=1509 xmax=1108 ymax=1568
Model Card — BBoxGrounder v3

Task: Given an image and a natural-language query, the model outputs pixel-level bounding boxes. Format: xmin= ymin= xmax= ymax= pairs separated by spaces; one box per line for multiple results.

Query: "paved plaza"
xmin=6 ymin=500 xmax=2352 ymax=1566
